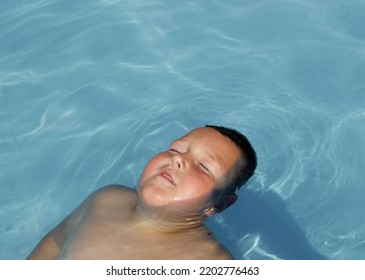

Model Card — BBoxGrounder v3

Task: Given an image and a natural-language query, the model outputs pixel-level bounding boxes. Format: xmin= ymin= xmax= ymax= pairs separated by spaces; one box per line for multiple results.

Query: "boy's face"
xmin=138 ymin=127 xmax=241 ymax=214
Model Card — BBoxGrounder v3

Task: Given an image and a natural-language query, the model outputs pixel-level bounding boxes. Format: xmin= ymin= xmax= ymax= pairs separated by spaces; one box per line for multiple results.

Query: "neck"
xmin=133 ymin=199 xmax=208 ymax=234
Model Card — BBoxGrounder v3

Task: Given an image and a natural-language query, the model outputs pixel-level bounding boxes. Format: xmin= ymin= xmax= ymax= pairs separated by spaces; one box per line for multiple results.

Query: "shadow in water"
xmin=207 ymin=188 xmax=327 ymax=260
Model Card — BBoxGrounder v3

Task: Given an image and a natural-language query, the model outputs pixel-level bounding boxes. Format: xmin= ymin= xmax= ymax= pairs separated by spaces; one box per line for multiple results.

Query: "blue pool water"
xmin=1 ymin=0 xmax=365 ymax=260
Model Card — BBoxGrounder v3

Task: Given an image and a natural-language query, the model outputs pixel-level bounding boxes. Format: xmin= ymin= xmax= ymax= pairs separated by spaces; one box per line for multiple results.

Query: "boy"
xmin=27 ymin=125 xmax=257 ymax=259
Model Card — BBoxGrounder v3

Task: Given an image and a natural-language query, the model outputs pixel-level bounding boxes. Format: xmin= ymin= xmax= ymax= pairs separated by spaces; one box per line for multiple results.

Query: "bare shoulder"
xmin=199 ymin=236 xmax=234 ymax=260
xmin=89 ymin=185 xmax=137 ymax=207
xmin=80 ymin=185 xmax=138 ymax=219
xmin=209 ymin=243 xmax=234 ymax=260
xmin=187 ymin=227 xmax=234 ymax=260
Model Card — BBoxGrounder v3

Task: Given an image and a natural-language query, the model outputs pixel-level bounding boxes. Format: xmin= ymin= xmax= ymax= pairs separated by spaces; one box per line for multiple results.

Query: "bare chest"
xmin=60 ymin=214 xmax=215 ymax=259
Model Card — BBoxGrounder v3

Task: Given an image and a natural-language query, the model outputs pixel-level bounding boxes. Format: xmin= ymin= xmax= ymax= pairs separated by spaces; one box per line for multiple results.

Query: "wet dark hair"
xmin=206 ymin=125 xmax=257 ymax=192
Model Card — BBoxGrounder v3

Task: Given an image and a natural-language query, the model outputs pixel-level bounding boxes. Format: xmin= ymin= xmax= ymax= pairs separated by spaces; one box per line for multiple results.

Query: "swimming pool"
xmin=1 ymin=0 xmax=364 ymax=260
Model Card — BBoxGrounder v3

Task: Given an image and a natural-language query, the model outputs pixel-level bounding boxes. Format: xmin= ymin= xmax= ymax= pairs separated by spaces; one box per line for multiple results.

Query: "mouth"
xmin=159 ymin=171 xmax=176 ymax=186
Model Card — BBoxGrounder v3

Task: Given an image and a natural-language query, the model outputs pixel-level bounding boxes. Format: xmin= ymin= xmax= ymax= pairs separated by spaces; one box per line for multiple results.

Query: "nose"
xmin=171 ymin=153 xmax=187 ymax=171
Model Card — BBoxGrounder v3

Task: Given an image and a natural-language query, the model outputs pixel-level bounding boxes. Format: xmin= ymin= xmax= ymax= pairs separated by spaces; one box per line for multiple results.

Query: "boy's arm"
xmin=26 ymin=185 xmax=129 ymax=259
xmin=27 ymin=197 xmax=88 ymax=260
xmin=26 ymin=230 xmax=61 ymax=260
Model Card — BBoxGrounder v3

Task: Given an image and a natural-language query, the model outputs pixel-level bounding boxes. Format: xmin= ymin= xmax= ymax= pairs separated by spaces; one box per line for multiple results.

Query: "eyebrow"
xmin=169 ymin=139 xmax=185 ymax=147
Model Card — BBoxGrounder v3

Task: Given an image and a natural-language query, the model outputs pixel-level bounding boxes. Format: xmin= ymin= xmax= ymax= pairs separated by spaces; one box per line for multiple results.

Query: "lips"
xmin=159 ymin=170 xmax=176 ymax=186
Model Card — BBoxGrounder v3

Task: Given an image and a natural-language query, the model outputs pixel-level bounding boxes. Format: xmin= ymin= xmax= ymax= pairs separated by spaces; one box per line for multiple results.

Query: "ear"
xmin=214 ymin=193 xmax=238 ymax=213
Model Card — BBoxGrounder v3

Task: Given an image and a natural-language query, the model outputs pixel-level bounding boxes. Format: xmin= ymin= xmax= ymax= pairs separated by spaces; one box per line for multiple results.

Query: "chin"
xmin=138 ymin=186 xmax=171 ymax=207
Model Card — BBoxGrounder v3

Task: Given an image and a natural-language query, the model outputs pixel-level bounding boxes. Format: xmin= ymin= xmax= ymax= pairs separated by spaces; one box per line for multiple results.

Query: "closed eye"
xmin=199 ymin=162 xmax=210 ymax=172
xmin=169 ymin=148 xmax=180 ymax=153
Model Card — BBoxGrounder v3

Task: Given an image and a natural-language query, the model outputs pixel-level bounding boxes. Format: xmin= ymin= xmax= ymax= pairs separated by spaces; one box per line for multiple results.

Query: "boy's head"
xmin=205 ymin=125 xmax=257 ymax=193
xmin=138 ymin=125 xmax=257 ymax=217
